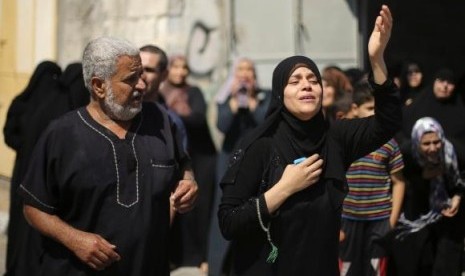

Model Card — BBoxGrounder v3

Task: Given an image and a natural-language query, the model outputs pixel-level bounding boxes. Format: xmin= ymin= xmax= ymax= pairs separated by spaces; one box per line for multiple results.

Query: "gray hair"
xmin=82 ymin=37 xmax=139 ymax=91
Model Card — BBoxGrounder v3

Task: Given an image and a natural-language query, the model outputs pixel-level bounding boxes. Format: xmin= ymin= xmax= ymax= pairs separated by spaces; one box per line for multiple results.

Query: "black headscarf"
xmin=3 ymin=61 xmax=61 ymax=150
xmin=399 ymin=60 xmax=424 ymax=104
xmin=60 ymin=63 xmax=90 ymax=109
xmin=269 ymin=56 xmax=328 ymax=163
xmin=434 ymin=68 xmax=456 ymax=85
xmin=16 ymin=61 xmax=62 ymax=103
xmin=223 ymin=56 xmax=329 ymax=182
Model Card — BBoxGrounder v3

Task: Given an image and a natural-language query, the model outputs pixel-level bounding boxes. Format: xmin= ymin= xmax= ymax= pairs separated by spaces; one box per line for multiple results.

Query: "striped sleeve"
xmin=387 ymin=138 xmax=404 ymax=174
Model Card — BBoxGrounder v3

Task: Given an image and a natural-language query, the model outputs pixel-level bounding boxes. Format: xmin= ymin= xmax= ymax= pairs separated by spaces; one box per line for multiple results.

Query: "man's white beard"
xmin=103 ymin=85 xmax=142 ymax=121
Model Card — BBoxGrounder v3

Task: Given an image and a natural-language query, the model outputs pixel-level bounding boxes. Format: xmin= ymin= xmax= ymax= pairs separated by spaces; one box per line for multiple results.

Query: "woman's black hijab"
xmin=3 ymin=61 xmax=61 ymax=150
xmin=61 ymin=63 xmax=90 ymax=109
xmin=222 ymin=56 xmax=328 ymax=183
xmin=17 ymin=61 xmax=62 ymax=102
xmin=399 ymin=60 xmax=424 ymax=103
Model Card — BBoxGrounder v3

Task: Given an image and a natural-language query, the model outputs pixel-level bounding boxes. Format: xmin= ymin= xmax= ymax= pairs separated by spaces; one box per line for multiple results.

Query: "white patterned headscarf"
xmin=411 ymin=117 xmax=455 ymax=170
xmin=396 ymin=117 xmax=465 ymax=239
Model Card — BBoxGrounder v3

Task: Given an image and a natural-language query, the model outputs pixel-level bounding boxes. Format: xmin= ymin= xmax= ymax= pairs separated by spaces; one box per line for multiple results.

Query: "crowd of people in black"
xmin=2 ymin=4 xmax=465 ymax=276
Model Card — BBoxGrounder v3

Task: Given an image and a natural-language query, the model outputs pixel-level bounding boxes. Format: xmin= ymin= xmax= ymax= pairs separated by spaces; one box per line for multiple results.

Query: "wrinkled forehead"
xmin=114 ymin=55 xmax=142 ymax=76
xmin=288 ymin=63 xmax=316 ymax=78
xmin=277 ymin=56 xmax=314 ymax=72
xmin=123 ymin=54 xmax=142 ymax=68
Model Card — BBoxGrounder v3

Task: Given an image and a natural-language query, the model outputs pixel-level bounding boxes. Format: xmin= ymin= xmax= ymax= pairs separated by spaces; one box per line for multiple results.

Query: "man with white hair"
xmin=19 ymin=37 xmax=198 ymax=275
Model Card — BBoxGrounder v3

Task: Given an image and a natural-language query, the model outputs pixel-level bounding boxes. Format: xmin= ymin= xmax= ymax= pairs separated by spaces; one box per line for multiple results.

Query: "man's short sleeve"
xmin=18 ymin=125 xmax=60 ymax=214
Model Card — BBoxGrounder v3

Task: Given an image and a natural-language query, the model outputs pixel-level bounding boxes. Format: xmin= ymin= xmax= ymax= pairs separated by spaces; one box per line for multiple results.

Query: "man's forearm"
xmin=23 ymin=204 xmax=80 ymax=251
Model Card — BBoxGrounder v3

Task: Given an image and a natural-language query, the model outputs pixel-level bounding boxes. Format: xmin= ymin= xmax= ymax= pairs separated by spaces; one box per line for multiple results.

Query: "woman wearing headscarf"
xmin=218 ymin=6 xmax=399 ymax=275
xmin=160 ymin=55 xmax=217 ymax=270
xmin=399 ymin=60 xmax=424 ymax=106
xmin=208 ymin=57 xmax=271 ymax=275
xmin=390 ymin=117 xmax=465 ymax=276
xmin=61 ymin=62 xmax=90 ymax=109
xmin=3 ymin=60 xmax=69 ymax=275
xmin=216 ymin=57 xmax=272 ymax=188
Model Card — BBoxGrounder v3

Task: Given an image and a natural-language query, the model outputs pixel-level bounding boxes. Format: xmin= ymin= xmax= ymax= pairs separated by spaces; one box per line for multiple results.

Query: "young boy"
xmin=338 ymin=82 xmax=406 ymax=276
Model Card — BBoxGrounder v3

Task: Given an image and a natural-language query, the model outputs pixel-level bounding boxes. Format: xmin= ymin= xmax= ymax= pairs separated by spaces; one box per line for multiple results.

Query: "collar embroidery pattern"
xmin=78 ymin=110 xmax=143 ymax=208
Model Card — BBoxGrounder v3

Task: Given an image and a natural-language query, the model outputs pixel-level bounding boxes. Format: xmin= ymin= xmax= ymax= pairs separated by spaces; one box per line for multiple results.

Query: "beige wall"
xmin=0 ymin=0 xmax=22 ymax=178
xmin=0 ymin=0 xmax=57 ymax=178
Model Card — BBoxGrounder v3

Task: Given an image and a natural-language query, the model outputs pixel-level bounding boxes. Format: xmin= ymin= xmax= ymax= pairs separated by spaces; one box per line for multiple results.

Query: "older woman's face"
xmin=433 ymin=78 xmax=455 ymax=100
xmin=235 ymin=60 xmax=256 ymax=85
xmin=168 ymin=58 xmax=189 ymax=85
xmin=283 ymin=67 xmax=322 ymax=121
xmin=419 ymin=132 xmax=442 ymax=162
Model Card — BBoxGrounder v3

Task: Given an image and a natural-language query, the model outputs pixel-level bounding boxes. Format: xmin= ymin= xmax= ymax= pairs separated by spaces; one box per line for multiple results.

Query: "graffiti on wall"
xmin=60 ymin=0 xmax=227 ymax=89
xmin=186 ymin=21 xmax=219 ymax=78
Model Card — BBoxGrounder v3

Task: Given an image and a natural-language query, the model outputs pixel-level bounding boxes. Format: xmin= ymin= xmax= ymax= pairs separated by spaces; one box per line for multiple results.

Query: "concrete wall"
xmin=56 ymin=0 xmax=229 ymax=102
xmin=0 ymin=0 xmax=57 ymax=178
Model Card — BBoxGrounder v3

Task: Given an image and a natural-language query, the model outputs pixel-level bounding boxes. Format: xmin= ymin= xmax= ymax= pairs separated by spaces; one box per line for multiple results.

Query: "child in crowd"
xmin=337 ymin=82 xmax=406 ymax=276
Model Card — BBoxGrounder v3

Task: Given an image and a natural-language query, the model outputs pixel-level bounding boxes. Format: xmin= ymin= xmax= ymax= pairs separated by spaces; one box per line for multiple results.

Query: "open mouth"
xmin=299 ymin=95 xmax=316 ymax=101
xmin=132 ymin=92 xmax=142 ymax=102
